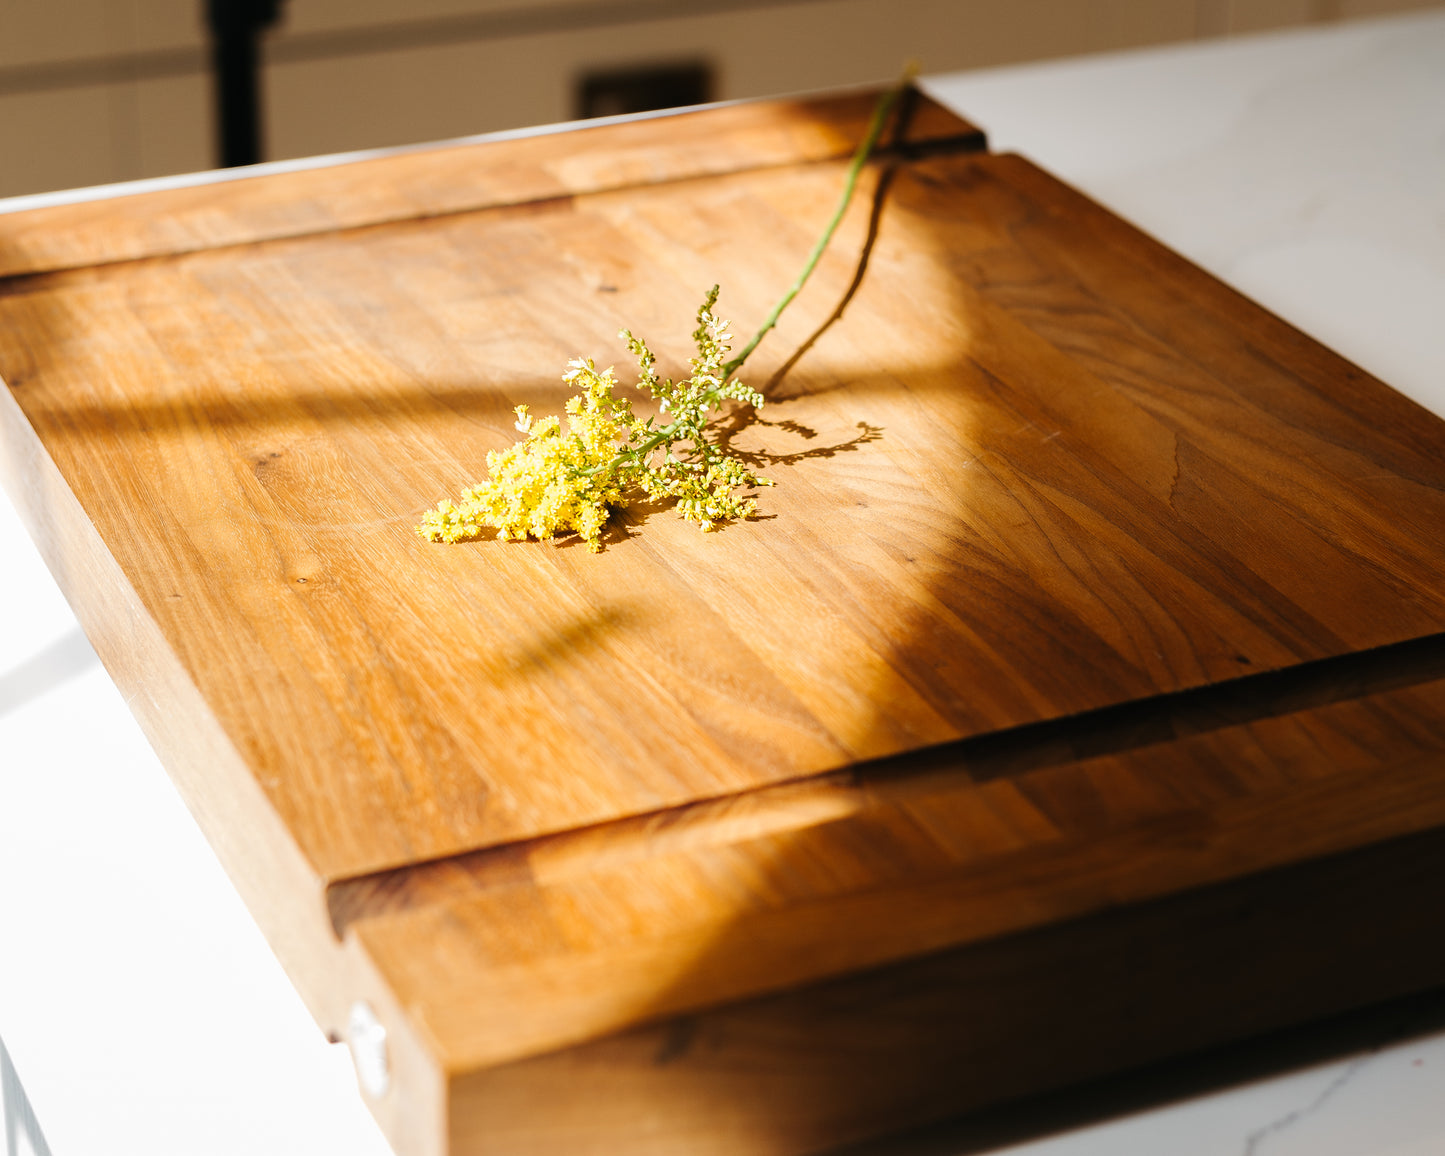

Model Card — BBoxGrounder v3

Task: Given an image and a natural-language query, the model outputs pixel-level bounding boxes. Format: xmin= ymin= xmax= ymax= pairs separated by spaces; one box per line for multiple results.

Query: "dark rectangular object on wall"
xmin=578 ymin=61 xmax=712 ymax=119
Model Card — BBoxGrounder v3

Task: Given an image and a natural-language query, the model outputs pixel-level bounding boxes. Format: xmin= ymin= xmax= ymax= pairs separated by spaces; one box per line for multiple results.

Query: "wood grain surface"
xmin=2 ymin=139 xmax=1442 ymax=882
xmin=3 ymin=87 xmax=1445 ymax=1156
xmin=332 ymin=674 xmax=1445 ymax=1076
xmin=0 ymin=88 xmax=982 ymax=280
xmin=445 ymin=775 xmax=1445 ymax=1156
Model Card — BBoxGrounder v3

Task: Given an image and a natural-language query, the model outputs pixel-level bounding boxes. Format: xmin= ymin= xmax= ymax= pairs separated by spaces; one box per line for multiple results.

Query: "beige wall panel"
xmin=267 ymin=0 xmax=1199 ymax=161
xmin=0 ymin=86 xmax=116 ymax=197
xmin=0 ymin=73 xmax=202 ymax=197
xmin=267 ymin=44 xmax=562 ymax=159
xmin=127 ymin=0 xmax=207 ymax=54
xmin=276 ymin=0 xmax=622 ymax=36
xmin=1335 ymin=0 xmax=1445 ymax=16
xmin=136 ymin=73 xmax=212 ymax=179
xmin=0 ymin=0 xmax=201 ymax=70
xmin=0 ymin=0 xmax=114 ymax=68
xmin=1224 ymin=0 xmax=1320 ymax=33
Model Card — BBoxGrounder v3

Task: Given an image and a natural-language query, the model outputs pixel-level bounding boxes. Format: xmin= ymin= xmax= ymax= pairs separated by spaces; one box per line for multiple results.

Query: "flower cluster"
xmin=418 ymin=75 xmax=913 ymax=554
xmin=417 ymin=287 xmax=770 ymax=552
xmin=415 ymin=359 xmax=633 ymax=548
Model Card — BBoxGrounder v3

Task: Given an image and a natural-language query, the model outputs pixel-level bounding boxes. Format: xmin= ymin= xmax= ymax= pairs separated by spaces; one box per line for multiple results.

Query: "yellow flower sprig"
xmin=416 ymin=289 xmax=767 ymax=551
xmin=418 ymin=73 xmax=913 ymax=552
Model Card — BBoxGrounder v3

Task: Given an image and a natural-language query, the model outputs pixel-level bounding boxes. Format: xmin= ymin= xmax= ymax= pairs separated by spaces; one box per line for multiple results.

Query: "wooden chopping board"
xmin=2 ymin=87 xmax=1444 ymax=1156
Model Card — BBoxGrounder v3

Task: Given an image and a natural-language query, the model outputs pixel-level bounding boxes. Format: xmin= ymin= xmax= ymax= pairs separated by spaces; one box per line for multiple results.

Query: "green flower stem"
xmin=720 ymin=69 xmax=915 ymax=380
xmin=579 ymin=412 xmax=684 ymax=478
xmin=577 ymin=72 xmax=914 ymax=484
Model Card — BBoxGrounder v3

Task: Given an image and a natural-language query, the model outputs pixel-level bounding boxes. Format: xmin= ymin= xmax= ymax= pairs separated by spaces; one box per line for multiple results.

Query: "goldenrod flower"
xmin=417 ymin=289 xmax=768 ymax=552
xmin=417 ymin=74 xmax=914 ymax=554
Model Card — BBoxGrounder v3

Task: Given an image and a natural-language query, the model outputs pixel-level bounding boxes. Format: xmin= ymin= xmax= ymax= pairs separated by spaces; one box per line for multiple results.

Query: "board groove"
xmin=325 ymin=629 xmax=1445 ymax=937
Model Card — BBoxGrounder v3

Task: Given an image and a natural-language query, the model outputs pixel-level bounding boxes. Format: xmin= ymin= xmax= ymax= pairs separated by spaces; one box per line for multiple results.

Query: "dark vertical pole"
xmin=206 ymin=0 xmax=284 ymax=168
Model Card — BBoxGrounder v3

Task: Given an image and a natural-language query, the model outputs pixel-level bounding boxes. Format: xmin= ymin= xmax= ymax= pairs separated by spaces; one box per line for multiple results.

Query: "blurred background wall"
xmin=0 ymin=0 xmax=1440 ymax=198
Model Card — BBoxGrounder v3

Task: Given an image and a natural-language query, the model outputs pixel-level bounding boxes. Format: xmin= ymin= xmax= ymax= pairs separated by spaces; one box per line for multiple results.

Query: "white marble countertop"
xmin=4 ymin=9 xmax=1445 ymax=1154
xmin=923 ymin=10 xmax=1445 ymax=423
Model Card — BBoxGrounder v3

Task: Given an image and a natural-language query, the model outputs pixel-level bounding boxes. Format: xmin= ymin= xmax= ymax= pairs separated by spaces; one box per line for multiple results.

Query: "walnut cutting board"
xmin=2 ymin=88 xmax=1444 ymax=1156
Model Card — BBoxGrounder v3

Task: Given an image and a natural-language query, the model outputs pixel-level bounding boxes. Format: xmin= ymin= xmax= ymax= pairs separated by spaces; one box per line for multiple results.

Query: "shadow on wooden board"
xmin=334 ymin=143 xmax=1445 ymax=1152
xmin=421 ymin=662 xmax=1445 ymax=1155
